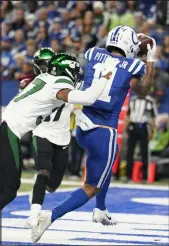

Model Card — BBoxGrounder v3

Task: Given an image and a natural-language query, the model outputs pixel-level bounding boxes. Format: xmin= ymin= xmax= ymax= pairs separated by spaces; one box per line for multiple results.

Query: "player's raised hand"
xmin=137 ymin=33 xmax=149 ymax=39
xmin=137 ymin=33 xmax=144 ymax=38
xmin=147 ymin=38 xmax=156 ymax=62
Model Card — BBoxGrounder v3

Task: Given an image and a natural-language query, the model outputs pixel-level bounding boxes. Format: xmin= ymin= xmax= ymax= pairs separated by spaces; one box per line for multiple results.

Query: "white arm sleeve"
xmin=67 ymin=77 xmax=107 ymax=106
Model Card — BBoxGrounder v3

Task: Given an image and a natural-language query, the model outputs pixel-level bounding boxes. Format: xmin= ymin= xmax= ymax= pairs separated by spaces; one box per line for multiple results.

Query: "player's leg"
xmin=50 ymin=127 xmax=117 ymax=218
xmin=31 ymin=127 xmax=117 ymax=242
xmin=0 ymin=122 xmax=22 ymax=210
xmin=50 ymin=128 xmax=101 ymax=222
xmin=28 ymin=136 xmax=53 ymax=225
xmin=46 ymin=144 xmax=68 ymax=192
xmin=31 ymin=127 xmax=95 ymax=242
xmin=93 ymin=171 xmax=117 ymax=225
xmin=139 ymin=125 xmax=149 ymax=181
xmin=96 ymin=172 xmax=111 ymax=211
xmin=95 ymin=145 xmax=118 ymax=212
xmin=86 ymin=128 xmax=118 ymax=225
xmin=126 ymin=125 xmax=138 ymax=181
xmin=95 ymin=171 xmax=112 ymax=210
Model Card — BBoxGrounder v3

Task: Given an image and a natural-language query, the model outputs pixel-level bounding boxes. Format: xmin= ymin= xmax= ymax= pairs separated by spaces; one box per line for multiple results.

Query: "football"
xmin=137 ymin=34 xmax=153 ymax=56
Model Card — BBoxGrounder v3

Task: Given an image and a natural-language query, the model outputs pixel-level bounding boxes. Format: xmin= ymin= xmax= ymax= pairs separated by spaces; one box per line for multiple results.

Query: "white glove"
xmin=101 ymin=56 xmax=118 ymax=77
xmin=137 ymin=33 xmax=144 ymax=46
xmin=137 ymin=33 xmax=145 ymax=38
xmin=137 ymin=33 xmax=151 ymax=39
xmin=147 ymin=38 xmax=156 ymax=62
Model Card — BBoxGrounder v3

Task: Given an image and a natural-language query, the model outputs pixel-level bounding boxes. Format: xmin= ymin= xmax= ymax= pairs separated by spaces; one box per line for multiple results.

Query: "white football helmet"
xmin=106 ymin=25 xmax=140 ymax=58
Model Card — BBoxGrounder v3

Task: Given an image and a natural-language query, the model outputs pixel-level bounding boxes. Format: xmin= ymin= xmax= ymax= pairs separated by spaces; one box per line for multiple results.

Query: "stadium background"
xmin=1 ymin=1 xmax=169 ymax=245
xmin=1 ymin=0 xmax=169 ymax=185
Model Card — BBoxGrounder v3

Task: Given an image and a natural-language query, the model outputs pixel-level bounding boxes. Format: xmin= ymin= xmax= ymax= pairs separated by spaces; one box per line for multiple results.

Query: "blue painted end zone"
xmin=2 ymin=242 xmax=72 ymax=246
xmin=2 ymin=186 xmax=169 ymax=245
xmin=2 ymin=187 xmax=169 ymax=218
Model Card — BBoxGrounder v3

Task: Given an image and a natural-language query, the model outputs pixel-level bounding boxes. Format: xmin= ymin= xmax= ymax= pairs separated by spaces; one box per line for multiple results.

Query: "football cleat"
xmin=31 ymin=210 xmax=52 ymax=242
xmin=26 ymin=212 xmax=40 ymax=228
xmin=92 ymin=208 xmax=117 ymax=226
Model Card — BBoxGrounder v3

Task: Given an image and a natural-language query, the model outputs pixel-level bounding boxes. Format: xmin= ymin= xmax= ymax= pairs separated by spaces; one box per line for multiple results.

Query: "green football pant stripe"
xmin=7 ymin=127 xmax=20 ymax=171
xmin=33 ymin=136 xmax=38 ymax=155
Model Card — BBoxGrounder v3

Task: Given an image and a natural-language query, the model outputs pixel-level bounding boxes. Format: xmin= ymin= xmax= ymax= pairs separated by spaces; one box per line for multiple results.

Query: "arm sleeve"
xmin=67 ymin=77 xmax=108 ymax=106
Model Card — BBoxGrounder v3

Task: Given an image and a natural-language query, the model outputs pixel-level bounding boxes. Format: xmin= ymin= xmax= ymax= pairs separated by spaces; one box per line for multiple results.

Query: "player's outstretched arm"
xmin=130 ymin=38 xmax=156 ymax=97
xmin=56 ymin=57 xmax=115 ymax=106
xmin=56 ymin=73 xmax=111 ymax=106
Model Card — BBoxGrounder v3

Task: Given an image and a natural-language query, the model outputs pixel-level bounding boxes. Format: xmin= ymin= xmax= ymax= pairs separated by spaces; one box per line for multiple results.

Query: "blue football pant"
xmin=76 ymin=127 xmax=118 ymax=189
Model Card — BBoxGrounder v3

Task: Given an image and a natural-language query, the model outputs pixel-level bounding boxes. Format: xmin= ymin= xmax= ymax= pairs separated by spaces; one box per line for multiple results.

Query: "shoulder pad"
xmin=85 ymin=47 xmax=96 ymax=61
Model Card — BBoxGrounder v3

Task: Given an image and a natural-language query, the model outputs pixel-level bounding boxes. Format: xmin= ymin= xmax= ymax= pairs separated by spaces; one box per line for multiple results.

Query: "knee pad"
xmin=46 ymin=177 xmax=62 ymax=192
xmin=37 ymin=169 xmax=50 ymax=179
xmin=34 ymin=169 xmax=50 ymax=191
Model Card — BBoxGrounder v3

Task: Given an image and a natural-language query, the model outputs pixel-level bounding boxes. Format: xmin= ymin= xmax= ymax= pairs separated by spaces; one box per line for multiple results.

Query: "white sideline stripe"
xmin=21 ymin=178 xmax=33 ymax=184
xmin=17 ymin=188 xmax=75 ymax=196
xmin=21 ymin=178 xmax=83 ymax=185
xmin=17 ymin=182 xmax=168 ymax=196
xmin=21 ymin=178 xmax=168 ymax=190
xmin=109 ymin=183 xmax=169 ymax=190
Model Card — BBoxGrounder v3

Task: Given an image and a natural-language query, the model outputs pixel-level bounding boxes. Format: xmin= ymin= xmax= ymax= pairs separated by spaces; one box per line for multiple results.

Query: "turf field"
xmin=1 ymin=171 xmax=169 ymax=245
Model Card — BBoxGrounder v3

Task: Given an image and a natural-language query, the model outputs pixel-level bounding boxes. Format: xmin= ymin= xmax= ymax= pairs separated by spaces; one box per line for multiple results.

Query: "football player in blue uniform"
xmin=31 ymin=25 xmax=156 ymax=242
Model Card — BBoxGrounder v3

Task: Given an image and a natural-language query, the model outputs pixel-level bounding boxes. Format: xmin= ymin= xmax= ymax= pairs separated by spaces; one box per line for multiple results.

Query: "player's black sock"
xmin=32 ymin=175 xmax=48 ymax=205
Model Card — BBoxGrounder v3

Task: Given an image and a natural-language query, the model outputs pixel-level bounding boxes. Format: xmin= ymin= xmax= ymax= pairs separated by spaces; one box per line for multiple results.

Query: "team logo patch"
xmin=62 ymin=60 xmax=79 ymax=69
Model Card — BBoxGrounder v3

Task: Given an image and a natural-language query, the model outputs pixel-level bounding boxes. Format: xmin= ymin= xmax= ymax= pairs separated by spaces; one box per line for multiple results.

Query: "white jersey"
xmin=33 ymin=103 xmax=73 ymax=146
xmin=3 ymin=73 xmax=74 ymax=139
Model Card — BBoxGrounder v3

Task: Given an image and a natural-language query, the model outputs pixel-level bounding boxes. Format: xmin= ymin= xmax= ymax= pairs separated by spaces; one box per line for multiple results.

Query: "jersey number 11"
xmin=93 ymin=63 xmax=117 ymax=103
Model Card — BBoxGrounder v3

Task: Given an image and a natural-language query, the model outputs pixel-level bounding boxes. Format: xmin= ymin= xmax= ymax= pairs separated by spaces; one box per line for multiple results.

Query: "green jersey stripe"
xmin=55 ymin=78 xmax=74 ymax=86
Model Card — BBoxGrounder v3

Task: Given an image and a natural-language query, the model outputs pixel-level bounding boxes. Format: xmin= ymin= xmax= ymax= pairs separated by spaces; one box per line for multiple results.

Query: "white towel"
xmin=74 ymin=110 xmax=99 ymax=131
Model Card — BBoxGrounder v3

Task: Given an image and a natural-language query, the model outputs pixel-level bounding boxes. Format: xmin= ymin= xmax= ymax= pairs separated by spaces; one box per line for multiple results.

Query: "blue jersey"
xmin=82 ymin=47 xmax=146 ymax=129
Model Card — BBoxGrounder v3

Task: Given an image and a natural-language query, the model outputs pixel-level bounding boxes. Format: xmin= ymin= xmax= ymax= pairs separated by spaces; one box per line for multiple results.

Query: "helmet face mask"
xmin=106 ymin=25 xmax=140 ymax=58
xmin=33 ymin=59 xmax=50 ymax=74
xmin=33 ymin=47 xmax=55 ymax=75
xmin=48 ymin=53 xmax=81 ymax=87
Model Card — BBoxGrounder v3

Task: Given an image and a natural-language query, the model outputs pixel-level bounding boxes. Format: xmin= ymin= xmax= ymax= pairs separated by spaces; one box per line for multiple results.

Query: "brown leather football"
xmin=137 ymin=35 xmax=153 ymax=56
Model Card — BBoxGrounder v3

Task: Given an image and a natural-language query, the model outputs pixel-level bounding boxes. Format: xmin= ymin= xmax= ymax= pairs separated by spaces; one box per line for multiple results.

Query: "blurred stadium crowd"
xmin=1 ymin=0 xmax=169 ymax=180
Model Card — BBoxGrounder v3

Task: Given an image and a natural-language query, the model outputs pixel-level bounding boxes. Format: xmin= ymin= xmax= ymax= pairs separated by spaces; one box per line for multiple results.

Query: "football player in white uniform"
xmin=0 ymin=52 xmax=113 ymax=210
xmin=18 ymin=48 xmax=75 ymax=227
